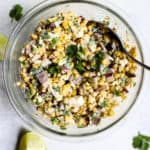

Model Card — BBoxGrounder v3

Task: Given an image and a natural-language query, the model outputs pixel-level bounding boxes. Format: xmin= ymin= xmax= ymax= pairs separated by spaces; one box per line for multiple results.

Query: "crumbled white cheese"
xmin=37 ymin=96 xmax=43 ymax=103
xmin=31 ymin=55 xmax=41 ymax=62
xmin=58 ymin=58 xmax=67 ymax=66
xmin=42 ymin=59 xmax=52 ymax=67
xmin=68 ymin=96 xmax=84 ymax=112
xmin=88 ymin=40 xmax=96 ymax=52
xmin=119 ymin=59 xmax=128 ymax=68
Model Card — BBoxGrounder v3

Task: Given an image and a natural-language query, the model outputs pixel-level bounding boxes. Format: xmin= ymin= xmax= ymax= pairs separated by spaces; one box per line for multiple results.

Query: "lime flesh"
xmin=0 ymin=33 xmax=7 ymax=61
xmin=19 ymin=132 xmax=47 ymax=150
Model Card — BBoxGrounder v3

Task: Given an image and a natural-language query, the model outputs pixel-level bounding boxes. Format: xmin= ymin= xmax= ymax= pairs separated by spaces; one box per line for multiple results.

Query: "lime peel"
xmin=0 ymin=33 xmax=7 ymax=61
xmin=19 ymin=132 xmax=47 ymax=150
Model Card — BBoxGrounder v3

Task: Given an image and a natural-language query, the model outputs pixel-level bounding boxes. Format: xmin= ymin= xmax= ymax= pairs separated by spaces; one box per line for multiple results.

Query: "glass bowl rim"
xmin=3 ymin=0 xmax=144 ymax=139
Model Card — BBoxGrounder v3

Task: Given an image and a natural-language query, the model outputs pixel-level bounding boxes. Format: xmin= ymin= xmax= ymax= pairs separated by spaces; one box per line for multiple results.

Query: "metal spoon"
xmin=88 ymin=21 xmax=150 ymax=70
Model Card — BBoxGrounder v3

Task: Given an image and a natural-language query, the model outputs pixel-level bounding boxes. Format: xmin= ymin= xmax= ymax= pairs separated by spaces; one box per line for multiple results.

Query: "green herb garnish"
xmin=77 ymin=125 xmax=86 ymax=128
xmin=103 ymin=20 xmax=110 ymax=27
xmin=66 ymin=45 xmax=85 ymax=73
xmin=114 ymin=90 xmax=121 ymax=96
xmin=92 ymin=51 xmax=104 ymax=71
xmin=40 ymin=31 xmax=50 ymax=39
xmin=51 ymin=118 xmax=60 ymax=125
xmin=132 ymin=133 xmax=150 ymax=150
xmin=21 ymin=61 xmax=26 ymax=66
xmin=60 ymin=126 xmax=67 ymax=130
xmin=99 ymin=101 xmax=108 ymax=108
xmin=75 ymin=62 xmax=85 ymax=73
xmin=9 ymin=4 xmax=23 ymax=22
xmin=51 ymin=37 xmax=60 ymax=48
xmin=48 ymin=64 xmax=61 ymax=75
xmin=66 ymin=44 xmax=78 ymax=57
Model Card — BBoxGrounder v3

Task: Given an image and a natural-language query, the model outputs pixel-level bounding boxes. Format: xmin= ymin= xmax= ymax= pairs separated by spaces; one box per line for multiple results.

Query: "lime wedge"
xmin=19 ymin=132 xmax=47 ymax=150
xmin=0 ymin=33 xmax=7 ymax=61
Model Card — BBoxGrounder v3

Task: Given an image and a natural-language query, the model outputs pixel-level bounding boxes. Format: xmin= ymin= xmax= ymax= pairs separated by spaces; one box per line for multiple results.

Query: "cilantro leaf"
xmin=51 ymin=37 xmax=60 ymax=48
xmin=91 ymin=51 xmax=104 ymax=72
xmin=9 ymin=4 xmax=23 ymax=22
xmin=132 ymin=133 xmax=150 ymax=150
xmin=48 ymin=64 xmax=61 ymax=75
xmin=99 ymin=101 xmax=108 ymax=108
xmin=66 ymin=44 xmax=78 ymax=57
xmin=75 ymin=61 xmax=85 ymax=73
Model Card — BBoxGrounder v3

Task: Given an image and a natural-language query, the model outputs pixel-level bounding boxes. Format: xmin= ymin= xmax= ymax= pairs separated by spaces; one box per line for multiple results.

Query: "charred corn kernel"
xmin=49 ymin=113 xmax=55 ymax=118
xmin=88 ymin=31 xmax=93 ymax=35
xmin=56 ymin=45 xmax=64 ymax=51
xmin=65 ymin=115 xmax=70 ymax=122
xmin=99 ymin=79 xmax=104 ymax=85
xmin=48 ymin=16 xmax=58 ymax=22
xmin=108 ymin=109 xmax=115 ymax=116
xmin=72 ymin=90 xmax=77 ymax=96
xmin=73 ymin=69 xmax=79 ymax=76
xmin=114 ymin=73 xmax=120 ymax=79
xmin=36 ymin=26 xmax=42 ymax=32
xmin=31 ymin=34 xmax=38 ymax=40
xmin=20 ymin=82 xmax=26 ymax=89
xmin=54 ymin=27 xmax=61 ymax=33
xmin=83 ymin=72 xmax=89 ymax=77
xmin=62 ymin=20 xmax=68 ymax=29
xmin=32 ymin=63 xmax=40 ymax=69
xmin=23 ymin=76 xmax=30 ymax=82
xmin=114 ymin=51 xmax=121 ymax=57
xmin=122 ymin=94 xmax=127 ymax=100
xmin=19 ymin=56 xmax=26 ymax=62
xmin=102 ymin=59 xmax=110 ymax=65
xmin=88 ymin=24 xmax=95 ymax=30
xmin=129 ymin=47 xmax=136 ymax=58
xmin=56 ymin=111 xmax=61 ymax=116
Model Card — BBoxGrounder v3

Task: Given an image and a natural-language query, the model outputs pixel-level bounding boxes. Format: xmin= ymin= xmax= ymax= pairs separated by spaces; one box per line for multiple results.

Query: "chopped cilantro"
xmin=40 ymin=31 xmax=50 ymax=39
xmin=51 ymin=37 xmax=60 ymax=48
xmin=75 ymin=61 xmax=85 ymax=73
xmin=66 ymin=44 xmax=78 ymax=57
xmin=100 ymin=101 xmax=108 ymax=108
xmin=9 ymin=4 xmax=23 ymax=22
xmin=92 ymin=51 xmax=104 ymax=71
xmin=132 ymin=133 xmax=150 ymax=150
xmin=114 ymin=90 xmax=121 ymax=96
xmin=51 ymin=118 xmax=60 ymax=125
xmin=48 ymin=64 xmax=61 ymax=75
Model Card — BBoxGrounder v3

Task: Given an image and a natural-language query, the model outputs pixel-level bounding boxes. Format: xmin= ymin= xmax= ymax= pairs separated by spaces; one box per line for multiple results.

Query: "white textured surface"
xmin=0 ymin=0 xmax=150 ymax=150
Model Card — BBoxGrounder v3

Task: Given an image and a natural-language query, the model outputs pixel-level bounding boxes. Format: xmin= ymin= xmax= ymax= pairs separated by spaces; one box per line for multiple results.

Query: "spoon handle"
xmin=123 ymin=50 xmax=150 ymax=70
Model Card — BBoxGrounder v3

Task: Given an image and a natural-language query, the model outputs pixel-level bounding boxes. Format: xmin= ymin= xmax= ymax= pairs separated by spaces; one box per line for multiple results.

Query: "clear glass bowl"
xmin=3 ymin=0 xmax=144 ymax=139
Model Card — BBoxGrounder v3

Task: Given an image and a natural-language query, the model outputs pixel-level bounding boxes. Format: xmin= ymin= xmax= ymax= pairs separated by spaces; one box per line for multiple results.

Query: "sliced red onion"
xmin=50 ymin=23 xmax=56 ymax=29
xmin=106 ymin=76 xmax=114 ymax=82
xmin=45 ymin=23 xmax=56 ymax=30
xmin=80 ymin=16 xmax=85 ymax=21
xmin=25 ymin=47 xmax=31 ymax=55
xmin=100 ymin=42 xmax=107 ymax=52
xmin=36 ymin=71 xmax=48 ymax=84
xmin=93 ymin=117 xmax=101 ymax=125
xmin=105 ymin=68 xmax=114 ymax=77
xmin=123 ymin=88 xmax=129 ymax=93
xmin=61 ymin=65 xmax=69 ymax=73
xmin=105 ymin=72 xmax=113 ymax=77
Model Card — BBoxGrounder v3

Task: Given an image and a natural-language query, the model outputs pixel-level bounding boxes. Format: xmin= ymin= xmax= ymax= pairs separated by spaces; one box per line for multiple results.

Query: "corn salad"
xmin=17 ymin=12 xmax=137 ymax=129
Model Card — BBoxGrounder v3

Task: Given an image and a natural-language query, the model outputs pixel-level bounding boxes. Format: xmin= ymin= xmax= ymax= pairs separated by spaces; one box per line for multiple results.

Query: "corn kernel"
xmin=31 ymin=34 xmax=38 ymax=40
